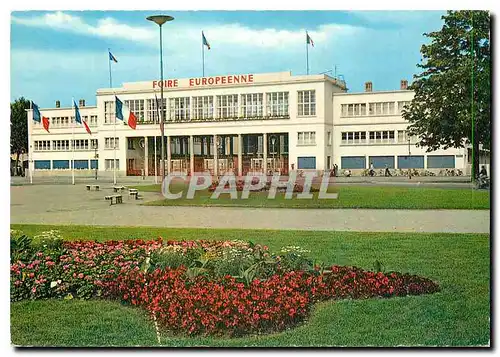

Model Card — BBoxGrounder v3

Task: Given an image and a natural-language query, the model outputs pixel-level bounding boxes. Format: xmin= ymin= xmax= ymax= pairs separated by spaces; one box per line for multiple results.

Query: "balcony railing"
xmin=135 ymin=113 xmax=291 ymax=125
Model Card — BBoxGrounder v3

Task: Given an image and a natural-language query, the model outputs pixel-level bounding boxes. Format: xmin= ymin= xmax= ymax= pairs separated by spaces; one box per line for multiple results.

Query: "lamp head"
xmin=147 ymin=15 xmax=174 ymax=26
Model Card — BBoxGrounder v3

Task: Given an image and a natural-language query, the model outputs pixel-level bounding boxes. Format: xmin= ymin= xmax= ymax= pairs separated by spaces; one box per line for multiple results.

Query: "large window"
xmin=297 ymin=157 xmax=316 ymax=169
xmin=216 ymin=95 xmax=239 ymax=119
xmin=266 ymin=92 xmax=289 ymax=116
xmin=427 ymin=155 xmax=455 ymax=168
xmin=341 ymin=103 xmax=367 ymax=117
xmin=52 ymin=140 xmax=70 ymax=151
xmin=34 ymin=160 xmax=50 ymax=170
xmin=146 ymin=98 xmax=167 ymax=123
xmin=397 ymin=156 xmax=424 ymax=169
xmin=104 ymin=137 xmax=119 ymax=149
xmin=53 ymin=160 xmax=70 ymax=169
xmin=89 ymin=115 xmax=98 ymax=126
xmin=90 ymin=139 xmax=98 ymax=149
xmin=169 ymin=97 xmax=190 ymax=121
xmin=368 ymin=102 xmax=395 ymax=116
xmin=192 ymin=96 xmax=214 ymax=120
xmin=298 ymin=90 xmax=316 ymax=116
xmin=398 ymin=101 xmax=411 ymax=113
xmin=105 ymin=159 xmax=120 ymax=170
xmin=341 ymin=156 xmax=366 ymax=169
xmin=297 ymin=131 xmax=316 ymax=146
xmin=72 ymin=160 xmax=89 ymax=169
xmin=124 ymin=100 xmax=145 ymax=123
xmin=104 ymin=101 xmax=116 ymax=124
xmin=72 ymin=139 xmax=89 ymax=151
xmin=397 ymin=130 xmax=418 ymax=144
xmin=241 ymin=93 xmax=263 ymax=118
xmin=34 ymin=140 xmax=50 ymax=151
xmin=369 ymin=156 xmax=395 ymax=169
xmin=341 ymin=131 xmax=366 ymax=145
xmin=368 ymin=130 xmax=395 ymax=144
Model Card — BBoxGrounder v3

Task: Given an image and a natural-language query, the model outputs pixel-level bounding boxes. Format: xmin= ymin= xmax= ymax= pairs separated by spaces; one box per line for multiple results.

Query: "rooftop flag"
xmin=109 ymin=51 xmax=118 ymax=63
xmin=73 ymin=100 xmax=92 ymax=135
xmin=115 ymin=96 xmax=137 ymax=130
xmin=32 ymin=102 xmax=41 ymax=122
xmin=202 ymin=31 xmax=211 ymax=50
xmin=306 ymin=32 xmax=314 ymax=47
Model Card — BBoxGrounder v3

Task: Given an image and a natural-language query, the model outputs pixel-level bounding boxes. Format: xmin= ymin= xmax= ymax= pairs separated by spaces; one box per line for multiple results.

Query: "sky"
xmin=10 ymin=10 xmax=447 ymax=108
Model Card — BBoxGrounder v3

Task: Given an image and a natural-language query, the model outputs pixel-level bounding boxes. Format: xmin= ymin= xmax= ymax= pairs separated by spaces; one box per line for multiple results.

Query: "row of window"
xmin=34 ymin=159 xmax=119 ymax=170
xmin=35 ymin=115 xmax=98 ymax=128
xmin=341 ymin=155 xmax=457 ymax=169
xmin=341 ymin=130 xmax=417 ymax=145
xmin=104 ymin=91 xmax=314 ymax=124
xmin=340 ymin=101 xmax=411 ymax=118
xmin=34 ymin=139 xmax=98 ymax=151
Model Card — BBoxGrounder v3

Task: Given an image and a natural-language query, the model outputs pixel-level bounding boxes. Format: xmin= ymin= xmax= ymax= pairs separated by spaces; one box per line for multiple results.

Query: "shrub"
xmin=278 ymin=246 xmax=314 ymax=272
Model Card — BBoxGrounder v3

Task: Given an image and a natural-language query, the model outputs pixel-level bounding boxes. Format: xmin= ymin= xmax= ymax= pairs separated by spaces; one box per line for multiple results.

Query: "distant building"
xmin=27 ymin=71 xmax=470 ymax=177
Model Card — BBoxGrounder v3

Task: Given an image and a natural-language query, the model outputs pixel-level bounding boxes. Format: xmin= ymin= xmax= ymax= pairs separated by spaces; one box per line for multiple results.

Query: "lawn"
xmin=10 ymin=224 xmax=490 ymax=347
xmin=130 ymin=184 xmax=490 ymax=210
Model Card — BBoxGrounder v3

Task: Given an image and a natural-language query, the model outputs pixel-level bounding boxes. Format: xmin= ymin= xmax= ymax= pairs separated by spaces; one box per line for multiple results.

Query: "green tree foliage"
xmin=10 ymin=97 xmax=30 ymax=173
xmin=403 ymin=11 xmax=490 ymax=178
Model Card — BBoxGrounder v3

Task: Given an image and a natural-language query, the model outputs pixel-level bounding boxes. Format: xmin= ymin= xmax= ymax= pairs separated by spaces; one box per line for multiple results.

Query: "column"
xmin=166 ymin=136 xmax=171 ymax=175
xmin=263 ymin=133 xmax=268 ymax=174
xmin=213 ymin=134 xmax=218 ymax=177
xmin=144 ymin=136 xmax=149 ymax=176
xmin=238 ymin=134 xmax=243 ymax=177
xmin=190 ymin=135 xmax=194 ymax=176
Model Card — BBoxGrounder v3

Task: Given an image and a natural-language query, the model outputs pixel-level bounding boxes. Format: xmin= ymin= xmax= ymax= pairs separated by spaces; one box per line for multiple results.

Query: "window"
xmin=297 ymin=157 xmax=316 ymax=169
xmin=104 ymin=101 xmax=116 ymax=124
xmin=90 ymin=139 xmax=98 ymax=149
xmin=105 ymin=137 xmax=119 ymax=149
xmin=297 ymin=131 xmax=316 ymax=145
xmin=90 ymin=160 xmax=98 ymax=169
xmin=192 ymin=96 xmax=214 ymax=120
xmin=72 ymin=139 xmax=89 ymax=151
xmin=169 ymin=97 xmax=190 ymax=121
xmin=53 ymin=160 xmax=70 ymax=169
xmin=398 ymin=156 xmax=424 ymax=169
xmin=241 ymin=93 xmax=263 ymax=118
xmin=369 ymin=156 xmax=395 ymax=169
xmin=368 ymin=131 xmax=395 ymax=144
xmin=52 ymin=140 xmax=70 ymax=151
xmin=340 ymin=103 xmax=367 ymax=117
xmin=368 ymin=102 xmax=396 ymax=115
xmin=124 ymin=100 xmax=145 ymax=123
xmin=105 ymin=159 xmax=120 ymax=170
xmin=34 ymin=160 xmax=50 ymax=169
xmin=146 ymin=98 xmax=167 ymax=123
xmin=397 ymin=130 xmax=418 ymax=144
xmin=72 ymin=160 xmax=89 ymax=169
xmin=297 ymin=90 xmax=316 ymax=116
xmin=327 ymin=131 xmax=332 ymax=145
xmin=34 ymin=140 xmax=50 ymax=151
xmin=398 ymin=101 xmax=411 ymax=113
xmin=266 ymin=92 xmax=289 ymax=116
xmin=128 ymin=138 xmax=135 ymax=150
xmin=341 ymin=131 xmax=366 ymax=145
xmin=427 ymin=155 xmax=455 ymax=168
xmin=341 ymin=156 xmax=366 ymax=169
xmin=216 ymin=95 xmax=238 ymax=119
xmin=89 ymin=115 xmax=98 ymax=126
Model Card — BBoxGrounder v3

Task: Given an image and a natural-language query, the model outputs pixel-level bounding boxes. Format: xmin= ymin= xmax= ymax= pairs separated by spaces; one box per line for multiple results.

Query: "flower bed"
xmin=10 ymin=230 xmax=440 ymax=337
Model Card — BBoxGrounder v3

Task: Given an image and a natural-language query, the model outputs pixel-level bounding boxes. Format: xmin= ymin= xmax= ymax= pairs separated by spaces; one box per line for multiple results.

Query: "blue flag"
xmin=115 ymin=96 xmax=124 ymax=121
xmin=202 ymin=31 xmax=210 ymax=50
xmin=73 ymin=100 xmax=82 ymax=124
xmin=32 ymin=102 xmax=41 ymax=122
xmin=109 ymin=51 xmax=118 ymax=63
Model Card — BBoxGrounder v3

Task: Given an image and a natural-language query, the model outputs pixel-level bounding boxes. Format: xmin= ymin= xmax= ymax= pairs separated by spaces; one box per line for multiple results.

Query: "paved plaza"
xmin=10 ymin=184 xmax=489 ymax=233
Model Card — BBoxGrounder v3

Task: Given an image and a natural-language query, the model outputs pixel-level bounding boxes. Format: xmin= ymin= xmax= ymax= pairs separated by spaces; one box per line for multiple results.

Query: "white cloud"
xmin=11 ymin=11 xmax=362 ymax=49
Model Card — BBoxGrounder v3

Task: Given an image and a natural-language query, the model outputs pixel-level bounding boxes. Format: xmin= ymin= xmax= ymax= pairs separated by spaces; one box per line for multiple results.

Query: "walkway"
xmin=10 ymin=184 xmax=489 ymax=233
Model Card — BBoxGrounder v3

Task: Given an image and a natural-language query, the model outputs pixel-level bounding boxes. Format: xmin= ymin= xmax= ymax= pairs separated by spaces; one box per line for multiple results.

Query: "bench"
xmin=128 ymin=188 xmax=139 ymax=200
xmin=113 ymin=186 xmax=126 ymax=193
xmin=104 ymin=195 xmax=123 ymax=205
xmin=86 ymin=185 xmax=100 ymax=191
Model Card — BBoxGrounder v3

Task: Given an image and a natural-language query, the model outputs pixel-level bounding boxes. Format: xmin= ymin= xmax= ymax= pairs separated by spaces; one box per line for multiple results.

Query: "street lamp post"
xmin=93 ymin=142 xmax=98 ymax=180
xmin=270 ymin=136 xmax=276 ymax=173
xmin=147 ymin=15 xmax=174 ymax=183
xmin=408 ymin=137 xmax=412 ymax=180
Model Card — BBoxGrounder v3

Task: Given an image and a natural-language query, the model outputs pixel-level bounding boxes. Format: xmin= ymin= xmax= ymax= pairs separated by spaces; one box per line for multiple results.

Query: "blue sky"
xmin=11 ymin=10 xmax=446 ymax=108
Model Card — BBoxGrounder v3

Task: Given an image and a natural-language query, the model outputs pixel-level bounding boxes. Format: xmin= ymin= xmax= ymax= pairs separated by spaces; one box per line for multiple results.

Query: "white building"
xmin=27 ymin=71 xmax=469 ymax=178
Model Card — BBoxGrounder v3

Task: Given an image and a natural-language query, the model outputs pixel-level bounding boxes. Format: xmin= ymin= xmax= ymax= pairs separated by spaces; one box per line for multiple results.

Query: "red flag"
xmin=128 ymin=112 xmax=137 ymax=130
xmin=42 ymin=116 xmax=50 ymax=133
xmin=83 ymin=120 xmax=92 ymax=135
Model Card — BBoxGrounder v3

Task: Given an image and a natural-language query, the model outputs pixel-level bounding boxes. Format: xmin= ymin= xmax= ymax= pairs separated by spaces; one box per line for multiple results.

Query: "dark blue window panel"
xmin=369 ymin=156 xmax=395 ymax=169
xmin=397 ymin=156 xmax=424 ymax=169
xmin=73 ymin=160 xmax=89 ymax=169
xmin=90 ymin=160 xmax=98 ymax=169
xmin=34 ymin=160 xmax=50 ymax=169
xmin=53 ymin=160 xmax=70 ymax=169
xmin=341 ymin=156 xmax=366 ymax=169
xmin=427 ymin=155 xmax=455 ymax=168
xmin=297 ymin=156 xmax=316 ymax=169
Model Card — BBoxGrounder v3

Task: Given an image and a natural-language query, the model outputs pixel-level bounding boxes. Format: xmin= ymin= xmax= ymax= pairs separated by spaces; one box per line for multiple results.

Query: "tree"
xmin=403 ymin=10 xmax=490 ymax=179
xmin=10 ymin=97 xmax=30 ymax=175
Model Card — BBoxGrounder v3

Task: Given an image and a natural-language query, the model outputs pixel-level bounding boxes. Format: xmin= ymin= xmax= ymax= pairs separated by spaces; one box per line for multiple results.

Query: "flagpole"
xmin=202 ymin=31 xmax=205 ymax=77
xmin=71 ymin=98 xmax=75 ymax=185
xmin=109 ymin=48 xmax=117 ymax=185
xmin=154 ymin=135 xmax=158 ymax=184
xmin=306 ymin=31 xmax=309 ymax=75
xmin=29 ymin=101 xmax=33 ymax=184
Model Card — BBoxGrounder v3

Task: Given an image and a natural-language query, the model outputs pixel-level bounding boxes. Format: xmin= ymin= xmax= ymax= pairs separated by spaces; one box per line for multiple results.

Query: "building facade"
xmin=27 ymin=71 xmax=469 ymax=178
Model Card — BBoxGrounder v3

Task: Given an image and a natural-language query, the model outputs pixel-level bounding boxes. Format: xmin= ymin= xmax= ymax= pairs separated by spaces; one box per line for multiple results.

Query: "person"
xmin=384 ymin=164 xmax=392 ymax=177
xmin=344 ymin=169 xmax=351 ymax=177
xmin=478 ymin=165 xmax=488 ymax=188
xmin=334 ymin=164 xmax=338 ymax=177
xmin=479 ymin=165 xmax=488 ymax=178
xmin=369 ymin=162 xmax=375 ymax=177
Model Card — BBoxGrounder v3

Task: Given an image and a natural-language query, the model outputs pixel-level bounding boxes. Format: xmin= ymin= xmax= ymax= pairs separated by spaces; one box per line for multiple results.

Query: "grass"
xmin=130 ymin=183 xmax=490 ymax=210
xmin=10 ymin=224 xmax=490 ymax=347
